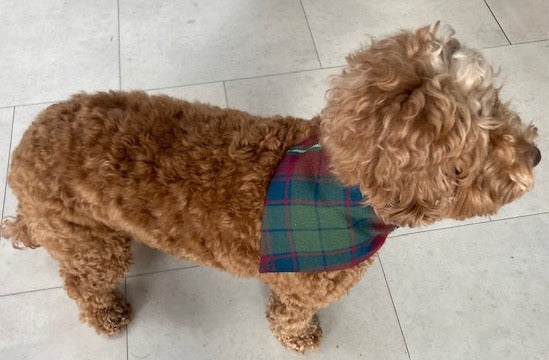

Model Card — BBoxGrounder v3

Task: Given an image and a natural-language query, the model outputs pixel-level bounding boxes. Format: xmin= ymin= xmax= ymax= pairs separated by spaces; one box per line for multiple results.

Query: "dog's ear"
xmin=321 ymin=25 xmax=487 ymax=227
xmin=361 ymin=80 xmax=487 ymax=227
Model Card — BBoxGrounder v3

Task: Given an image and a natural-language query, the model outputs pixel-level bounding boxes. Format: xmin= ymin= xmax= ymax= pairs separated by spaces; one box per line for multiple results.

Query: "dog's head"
xmin=321 ymin=23 xmax=540 ymax=227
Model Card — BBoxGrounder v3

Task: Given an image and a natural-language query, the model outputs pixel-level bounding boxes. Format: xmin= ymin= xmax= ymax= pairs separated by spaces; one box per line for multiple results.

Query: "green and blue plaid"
xmin=260 ymin=138 xmax=395 ymax=272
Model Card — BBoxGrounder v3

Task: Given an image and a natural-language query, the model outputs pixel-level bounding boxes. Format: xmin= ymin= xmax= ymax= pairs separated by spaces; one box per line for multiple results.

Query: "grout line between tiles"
xmin=117 ymin=0 xmax=122 ymax=90
xmin=481 ymin=43 xmax=513 ymax=50
xmin=378 ymin=255 xmax=412 ymax=360
xmin=389 ymin=219 xmax=492 ymax=238
xmin=2 ymin=99 xmax=57 ymax=110
xmin=222 ymin=81 xmax=229 ymax=107
xmin=480 ymin=39 xmax=548 ymax=50
xmin=3 ymin=65 xmax=347 ymax=109
xmin=125 ymin=264 xmax=200 ymax=279
xmin=0 ymin=267 xmax=199 ymax=298
xmin=298 ymin=0 xmax=323 ymax=68
xmin=509 ymin=38 xmax=549 ymax=46
xmin=390 ymin=211 xmax=549 ymax=238
xmin=203 ymin=63 xmax=342 ymax=82
xmin=219 ymin=64 xmax=343 ymax=82
xmin=0 ymin=107 xmax=15 ymax=230
xmin=150 ymin=64 xmax=343 ymax=91
xmin=0 ymin=285 xmax=62 ymax=298
xmin=483 ymin=0 xmax=512 ymax=45
xmin=145 ymin=78 xmax=225 ymax=93
xmin=125 ymin=277 xmax=129 ymax=360
xmin=489 ymin=210 xmax=549 ymax=223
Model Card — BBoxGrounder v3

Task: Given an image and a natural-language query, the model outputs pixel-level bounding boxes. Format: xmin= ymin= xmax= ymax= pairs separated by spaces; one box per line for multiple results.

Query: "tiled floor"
xmin=0 ymin=0 xmax=547 ymax=359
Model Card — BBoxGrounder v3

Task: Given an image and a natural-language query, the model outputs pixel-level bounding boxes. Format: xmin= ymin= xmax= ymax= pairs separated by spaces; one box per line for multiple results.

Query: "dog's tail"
xmin=1 ymin=215 xmax=40 ymax=249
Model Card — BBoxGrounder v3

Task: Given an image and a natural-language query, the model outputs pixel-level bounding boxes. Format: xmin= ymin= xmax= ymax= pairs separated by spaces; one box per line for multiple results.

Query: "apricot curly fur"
xmin=1 ymin=24 xmax=539 ymax=352
xmin=322 ymin=23 xmax=538 ymax=226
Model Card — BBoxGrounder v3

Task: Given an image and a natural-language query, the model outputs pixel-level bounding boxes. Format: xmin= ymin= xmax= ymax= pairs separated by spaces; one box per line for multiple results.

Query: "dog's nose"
xmin=533 ymin=146 xmax=541 ymax=167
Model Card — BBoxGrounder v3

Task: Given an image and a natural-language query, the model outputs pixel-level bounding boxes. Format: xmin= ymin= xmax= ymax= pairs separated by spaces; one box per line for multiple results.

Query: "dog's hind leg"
xmin=26 ymin=215 xmax=133 ymax=335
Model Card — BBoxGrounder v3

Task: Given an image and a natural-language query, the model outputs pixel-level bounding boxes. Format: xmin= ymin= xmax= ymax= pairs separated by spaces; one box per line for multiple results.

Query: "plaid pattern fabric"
xmin=260 ymin=138 xmax=395 ymax=273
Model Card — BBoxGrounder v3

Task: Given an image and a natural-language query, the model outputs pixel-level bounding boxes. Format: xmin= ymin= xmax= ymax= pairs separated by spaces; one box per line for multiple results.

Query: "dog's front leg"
xmin=266 ymin=292 xmax=322 ymax=352
xmin=262 ymin=260 xmax=371 ymax=351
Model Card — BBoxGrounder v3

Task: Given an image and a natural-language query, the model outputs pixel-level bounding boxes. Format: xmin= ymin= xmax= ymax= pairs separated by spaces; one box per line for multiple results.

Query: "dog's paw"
xmin=275 ymin=315 xmax=323 ymax=353
xmin=83 ymin=300 xmax=132 ymax=336
xmin=279 ymin=325 xmax=322 ymax=353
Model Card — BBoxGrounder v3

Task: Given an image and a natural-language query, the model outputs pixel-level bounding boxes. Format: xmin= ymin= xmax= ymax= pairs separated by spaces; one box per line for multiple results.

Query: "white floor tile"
xmin=1 ymin=104 xmax=62 ymax=295
xmin=0 ymin=0 xmax=119 ymax=107
xmin=0 ymin=107 xmax=13 ymax=216
xmin=483 ymin=42 xmax=549 ymax=219
xmin=0 ymin=287 xmax=127 ymax=359
xmin=147 ymin=82 xmax=227 ymax=107
xmin=380 ymin=214 xmax=549 ymax=360
xmin=0 ymin=228 xmax=62 ymax=296
xmin=129 ymin=242 xmax=195 ymax=277
xmin=486 ymin=0 xmax=549 ymax=43
xmin=2 ymin=0 xmax=548 ymax=357
xmin=119 ymin=0 xmax=319 ymax=89
xmin=302 ymin=0 xmax=508 ymax=67
xmin=226 ymin=68 xmax=340 ymax=119
xmin=5 ymin=104 xmax=51 ymax=218
xmin=126 ymin=263 xmax=408 ymax=359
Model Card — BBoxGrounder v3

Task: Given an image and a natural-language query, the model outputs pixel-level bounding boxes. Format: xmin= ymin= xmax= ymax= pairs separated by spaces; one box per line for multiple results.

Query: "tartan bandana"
xmin=259 ymin=138 xmax=395 ymax=273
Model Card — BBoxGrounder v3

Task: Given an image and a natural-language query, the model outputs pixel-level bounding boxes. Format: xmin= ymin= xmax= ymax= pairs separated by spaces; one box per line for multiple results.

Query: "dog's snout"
xmin=533 ymin=146 xmax=541 ymax=167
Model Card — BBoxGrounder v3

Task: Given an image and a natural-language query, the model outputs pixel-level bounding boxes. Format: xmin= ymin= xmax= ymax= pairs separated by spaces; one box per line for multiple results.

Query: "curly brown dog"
xmin=2 ymin=24 xmax=541 ymax=352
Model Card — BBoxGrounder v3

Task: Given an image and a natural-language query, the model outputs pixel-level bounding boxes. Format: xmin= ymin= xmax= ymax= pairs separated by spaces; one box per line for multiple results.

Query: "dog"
xmin=2 ymin=23 xmax=541 ymax=352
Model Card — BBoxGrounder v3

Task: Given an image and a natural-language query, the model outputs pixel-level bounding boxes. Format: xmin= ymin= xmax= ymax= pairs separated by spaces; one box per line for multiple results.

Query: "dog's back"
xmin=4 ymin=91 xmax=317 ymax=275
